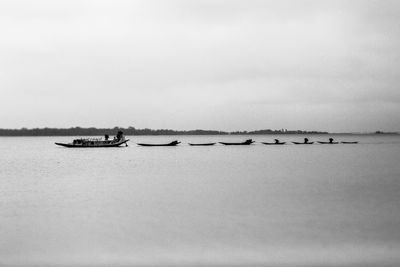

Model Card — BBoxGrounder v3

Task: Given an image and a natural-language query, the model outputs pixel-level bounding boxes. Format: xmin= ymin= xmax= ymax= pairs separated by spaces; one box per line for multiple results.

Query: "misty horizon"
xmin=0 ymin=125 xmax=397 ymax=136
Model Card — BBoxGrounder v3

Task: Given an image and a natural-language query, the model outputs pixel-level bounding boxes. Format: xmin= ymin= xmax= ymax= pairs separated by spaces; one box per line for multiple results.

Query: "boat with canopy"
xmin=55 ymin=131 xmax=129 ymax=148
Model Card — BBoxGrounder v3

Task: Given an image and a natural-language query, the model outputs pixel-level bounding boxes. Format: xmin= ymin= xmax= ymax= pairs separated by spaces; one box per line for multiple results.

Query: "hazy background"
xmin=0 ymin=0 xmax=399 ymax=132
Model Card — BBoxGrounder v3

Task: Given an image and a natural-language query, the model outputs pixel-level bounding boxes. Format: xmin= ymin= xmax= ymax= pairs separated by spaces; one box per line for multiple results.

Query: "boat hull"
xmin=317 ymin=141 xmax=339 ymax=144
xmin=261 ymin=142 xmax=286 ymax=145
xmin=219 ymin=141 xmax=254 ymax=145
xmin=292 ymin=142 xmax=314 ymax=145
xmin=189 ymin=143 xmax=216 ymax=146
xmin=341 ymin=141 xmax=359 ymax=144
xmin=137 ymin=142 xmax=180 ymax=147
xmin=55 ymin=139 xmax=129 ymax=148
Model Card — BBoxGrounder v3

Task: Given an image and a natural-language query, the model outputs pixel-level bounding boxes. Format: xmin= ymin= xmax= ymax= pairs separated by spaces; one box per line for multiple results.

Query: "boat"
xmin=261 ymin=142 xmax=286 ymax=145
xmin=55 ymin=131 xmax=129 ymax=148
xmin=137 ymin=140 xmax=180 ymax=147
xmin=317 ymin=138 xmax=338 ymax=144
xmin=262 ymin=139 xmax=286 ymax=145
xmin=292 ymin=138 xmax=313 ymax=145
xmin=341 ymin=141 xmax=359 ymax=144
xmin=219 ymin=139 xmax=254 ymax=145
xmin=189 ymin=143 xmax=216 ymax=146
xmin=292 ymin=141 xmax=314 ymax=145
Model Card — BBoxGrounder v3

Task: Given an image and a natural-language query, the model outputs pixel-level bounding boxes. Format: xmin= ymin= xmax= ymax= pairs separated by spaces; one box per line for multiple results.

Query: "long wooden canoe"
xmin=137 ymin=141 xmax=181 ymax=147
xmin=261 ymin=142 xmax=286 ymax=145
xmin=189 ymin=143 xmax=216 ymax=146
xmin=219 ymin=139 xmax=254 ymax=145
xmin=292 ymin=142 xmax=314 ymax=145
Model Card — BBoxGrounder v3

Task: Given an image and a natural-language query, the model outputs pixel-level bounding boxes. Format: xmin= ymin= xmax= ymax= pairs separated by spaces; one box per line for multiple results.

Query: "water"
xmin=1 ymin=134 xmax=400 ymax=267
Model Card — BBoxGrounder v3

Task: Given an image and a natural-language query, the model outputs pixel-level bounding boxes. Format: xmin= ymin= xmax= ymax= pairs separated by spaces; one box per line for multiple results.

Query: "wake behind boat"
xmin=219 ymin=139 xmax=254 ymax=145
xmin=55 ymin=131 xmax=129 ymax=148
xmin=137 ymin=140 xmax=180 ymax=147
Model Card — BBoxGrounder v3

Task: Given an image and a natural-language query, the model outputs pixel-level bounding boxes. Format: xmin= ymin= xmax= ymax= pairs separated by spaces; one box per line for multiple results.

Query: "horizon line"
xmin=0 ymin=127 xmax=398 ymax=136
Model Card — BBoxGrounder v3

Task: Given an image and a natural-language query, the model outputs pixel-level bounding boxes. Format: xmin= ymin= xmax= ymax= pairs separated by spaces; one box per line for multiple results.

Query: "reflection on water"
xmin=1 ymin=135 xmax=400 ymax=266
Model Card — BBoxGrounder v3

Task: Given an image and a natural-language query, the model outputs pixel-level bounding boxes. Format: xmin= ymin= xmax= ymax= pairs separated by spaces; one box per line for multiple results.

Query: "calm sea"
xmin=1 ymin=134 xmax=400 ymax=267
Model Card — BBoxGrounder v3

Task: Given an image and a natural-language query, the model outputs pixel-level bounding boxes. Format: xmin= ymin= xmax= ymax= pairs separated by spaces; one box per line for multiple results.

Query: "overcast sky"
xmin=0 ymin=0 xmax=399 ymax=132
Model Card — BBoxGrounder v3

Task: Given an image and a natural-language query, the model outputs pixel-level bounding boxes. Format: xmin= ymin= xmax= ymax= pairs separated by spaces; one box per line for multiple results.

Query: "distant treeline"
xmin=0 ymin=127 xmax=329 ymax=136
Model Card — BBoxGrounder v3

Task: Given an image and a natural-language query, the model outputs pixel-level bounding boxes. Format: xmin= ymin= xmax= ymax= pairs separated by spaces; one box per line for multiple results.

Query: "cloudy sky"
xmin=0 ymin=0 xmax=399 ymax=132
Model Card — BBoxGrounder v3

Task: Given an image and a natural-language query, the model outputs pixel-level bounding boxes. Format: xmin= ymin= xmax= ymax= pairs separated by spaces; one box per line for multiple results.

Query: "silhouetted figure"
xmin=116 ymin=131 xmax=124 ymax=142
xmin=329 ymin=138 xmax=334 ymax=144
xmin=304 ymin=138 xmax=309 ymax=144
xmin=105 ymin=134 xmax=109 ymax=141
xmin=274 ymin=139 xmax=280 ymax=144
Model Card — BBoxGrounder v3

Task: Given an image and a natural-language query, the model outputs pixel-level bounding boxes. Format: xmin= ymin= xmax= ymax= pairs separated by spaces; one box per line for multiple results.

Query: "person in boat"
xmin=304 ymin=138 xmax=309 ymax=144
xmin=73 ymin=139 xmax=82 ymax=145
xmin=115 ymin=131 xmax=124 ymax=142
xmin=274 ymin=139 xmax=280 ymax=144
xmin=105 ymin=134 xmax=109 ymax=141
xmin=329 ymin=138 xmax=334 ymax=144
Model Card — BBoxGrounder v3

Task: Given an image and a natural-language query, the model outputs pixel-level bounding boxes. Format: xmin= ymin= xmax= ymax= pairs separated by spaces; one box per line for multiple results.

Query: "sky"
xmin=0 ymin=0 xmax=399 ymax=132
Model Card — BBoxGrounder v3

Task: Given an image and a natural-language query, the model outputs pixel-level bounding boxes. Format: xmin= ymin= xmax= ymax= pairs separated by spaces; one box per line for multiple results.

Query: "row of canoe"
xmin=137 ymin=139 xmax=359 ymax=147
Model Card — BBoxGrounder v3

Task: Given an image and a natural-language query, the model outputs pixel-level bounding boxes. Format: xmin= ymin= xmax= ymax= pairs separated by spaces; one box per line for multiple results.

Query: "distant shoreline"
xmin=0 ymin=127 xmax=398 ymax=136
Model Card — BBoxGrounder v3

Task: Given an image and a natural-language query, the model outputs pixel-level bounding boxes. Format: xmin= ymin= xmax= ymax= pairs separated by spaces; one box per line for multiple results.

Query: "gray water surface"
xmin=1 ymin=135 xmax=400 ymax=266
